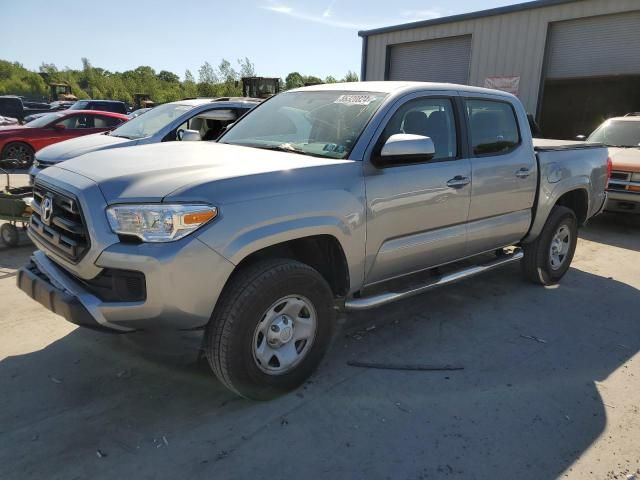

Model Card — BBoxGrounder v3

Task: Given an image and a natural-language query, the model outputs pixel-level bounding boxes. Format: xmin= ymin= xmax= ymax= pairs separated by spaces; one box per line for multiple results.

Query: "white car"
xmin=587 ymin=113 xmax=640 ymax=214
xmin=29 ymin=97 xmax=261 ymax=183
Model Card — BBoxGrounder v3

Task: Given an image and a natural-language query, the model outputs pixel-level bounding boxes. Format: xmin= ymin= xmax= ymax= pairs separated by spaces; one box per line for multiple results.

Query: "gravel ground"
xmin=1 ymin=171 xmax=639 ymax=480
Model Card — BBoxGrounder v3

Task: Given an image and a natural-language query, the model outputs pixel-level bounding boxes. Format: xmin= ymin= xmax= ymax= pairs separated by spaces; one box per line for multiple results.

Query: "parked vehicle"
xmin=24 ymin=101 xmax=75 ymax=123
xmin=17 ymin=82 xmax=609 ymax=399
xmin=29 ymin=97 xmax=260 ymax=181
xmin=0 ymin=110 xmax=128 ymax=167
xmin=68 ymin=99 xmax=128 ymax=115
xmin=585 ymin=113 xmax=640 ymax=213
xmin=133 ymin=94 xmax=155 ymax=110
xmin=0 ymin=116 xmax=19 ymax=127
xmin=48 ymin=83 xmax=77 ymax=102
xmin=0 ymin=96 xmax=53 ymax=123
xmin=242 ymin=77 xmax=281 ymax=98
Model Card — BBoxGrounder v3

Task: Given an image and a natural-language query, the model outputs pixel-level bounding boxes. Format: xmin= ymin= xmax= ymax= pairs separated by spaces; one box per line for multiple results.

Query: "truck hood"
xmin=608 ymin=147 xmax=640 ymax=172
xmin=36 ymin=132 xmax=133 ymax=162
xmin=49 ymin=141 xmax=355 ymax=203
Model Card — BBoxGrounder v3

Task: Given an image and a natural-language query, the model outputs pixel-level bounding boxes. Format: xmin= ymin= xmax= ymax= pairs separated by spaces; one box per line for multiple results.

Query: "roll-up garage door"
xmin=546 ymin=11 xmax=640 ymax=79
xmin=387 ymin=35 xmax=472 ymax=84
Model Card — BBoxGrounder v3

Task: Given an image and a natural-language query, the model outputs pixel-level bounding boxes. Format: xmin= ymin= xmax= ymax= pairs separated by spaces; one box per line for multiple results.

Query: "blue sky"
xmin=5 ymin=0 xmax=513 ymax=80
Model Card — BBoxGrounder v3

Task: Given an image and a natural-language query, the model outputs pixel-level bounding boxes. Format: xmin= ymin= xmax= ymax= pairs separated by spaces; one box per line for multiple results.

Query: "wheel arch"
xmin=1 ymin=140 xmax=35 ymax=159
xmin=227 ymin=233 xmax=351 ymax=297
xmin=524 ymin=182 xmax=590 ymax=243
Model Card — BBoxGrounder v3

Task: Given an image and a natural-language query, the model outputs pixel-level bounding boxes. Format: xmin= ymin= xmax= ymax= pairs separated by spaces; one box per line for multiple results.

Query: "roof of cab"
xmin=289 ymin=81 xmax=517 ymax=98
xmin=176 ymin=97 xmax=262 ymax=107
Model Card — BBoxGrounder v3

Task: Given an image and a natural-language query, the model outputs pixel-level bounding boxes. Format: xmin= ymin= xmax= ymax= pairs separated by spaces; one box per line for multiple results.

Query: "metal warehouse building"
xmin=359 ymin=0 xmax=640 ymax=139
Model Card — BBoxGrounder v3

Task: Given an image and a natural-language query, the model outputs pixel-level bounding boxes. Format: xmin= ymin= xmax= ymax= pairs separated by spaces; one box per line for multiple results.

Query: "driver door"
xmin=363 ymin=94 xmax=472 ymax=285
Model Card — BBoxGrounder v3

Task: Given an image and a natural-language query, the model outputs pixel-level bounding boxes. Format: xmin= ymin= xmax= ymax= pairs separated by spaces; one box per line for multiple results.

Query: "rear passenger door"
xmin=364 ymin=94 xmax=472 ymax=285
xmin=463 ymin=97 xmax=537 ymax=255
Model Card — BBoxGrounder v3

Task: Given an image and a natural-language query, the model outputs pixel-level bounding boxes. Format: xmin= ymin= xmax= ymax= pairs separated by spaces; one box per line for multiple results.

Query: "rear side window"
xmin=466 ymin=99 xmax=520 ymax=155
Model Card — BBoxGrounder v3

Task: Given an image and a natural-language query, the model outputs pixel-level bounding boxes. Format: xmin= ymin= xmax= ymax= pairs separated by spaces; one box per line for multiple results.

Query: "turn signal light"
xmin=183 ymin=210 xmax=217 ymax=225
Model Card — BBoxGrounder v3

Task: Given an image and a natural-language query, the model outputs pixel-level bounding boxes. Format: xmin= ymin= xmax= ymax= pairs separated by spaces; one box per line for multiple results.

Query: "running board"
xmin=344 ymin=249 xmax=524 ymax=311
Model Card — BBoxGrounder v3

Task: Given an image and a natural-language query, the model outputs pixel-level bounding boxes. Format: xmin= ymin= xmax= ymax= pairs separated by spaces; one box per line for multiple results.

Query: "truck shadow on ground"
xmin=580 ymin=212 xmax=640 ymax=251
xmin=1 ymin=262 xmax=639 ymax=479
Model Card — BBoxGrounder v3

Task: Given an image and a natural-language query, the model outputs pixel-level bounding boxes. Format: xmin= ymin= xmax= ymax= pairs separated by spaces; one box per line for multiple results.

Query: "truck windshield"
xmin=109 ymin=103 xmax=194 ymax=139
xmin=588 ymin=120 xmax=640 ymax=147
xmin=219 ymin=91 xmax=387 ymax=159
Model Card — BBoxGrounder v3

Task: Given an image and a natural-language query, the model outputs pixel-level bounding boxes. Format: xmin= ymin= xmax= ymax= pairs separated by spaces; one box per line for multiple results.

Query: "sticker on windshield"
xmin=334 ymin=94 xmax=376 ymax=106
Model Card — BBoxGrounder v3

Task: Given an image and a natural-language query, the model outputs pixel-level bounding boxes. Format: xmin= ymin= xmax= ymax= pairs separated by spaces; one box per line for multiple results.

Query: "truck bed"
xmin=533 ymin=138 xmax=604 ymax=151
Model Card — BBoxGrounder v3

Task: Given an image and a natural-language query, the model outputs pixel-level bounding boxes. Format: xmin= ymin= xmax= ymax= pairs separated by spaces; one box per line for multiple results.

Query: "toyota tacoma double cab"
xmin=17 ymin=82 xmax=610 ymax=399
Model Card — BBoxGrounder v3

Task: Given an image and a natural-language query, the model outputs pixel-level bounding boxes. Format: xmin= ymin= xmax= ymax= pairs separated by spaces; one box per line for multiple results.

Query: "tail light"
xmin=606 ymin=157 xmax=612 ymax=183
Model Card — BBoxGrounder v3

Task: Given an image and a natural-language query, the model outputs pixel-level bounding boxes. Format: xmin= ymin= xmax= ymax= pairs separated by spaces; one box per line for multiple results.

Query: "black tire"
xmin=205 ymin=258 xmax=335 ymax=400
xmin=521 ymin=206 xmax=578 ymax=285
xmin=1 ymin=142 xmax=35 ymax=169
xmin=0 ymin=223 xmax=19 ymax=247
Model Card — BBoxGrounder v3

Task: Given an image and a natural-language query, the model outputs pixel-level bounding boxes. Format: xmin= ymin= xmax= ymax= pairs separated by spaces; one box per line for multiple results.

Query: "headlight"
xmin=631 ymin=173 xmax=640 ymax=182
xmin=106 ymin=204 xmax=217 ymax=242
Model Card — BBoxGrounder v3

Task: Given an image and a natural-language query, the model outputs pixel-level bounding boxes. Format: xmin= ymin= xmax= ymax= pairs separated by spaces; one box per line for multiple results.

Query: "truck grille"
xmin=608 ymin=171 xmax=639 ymax=193
xmin=30 ymin=183 xmax=90 ymax=263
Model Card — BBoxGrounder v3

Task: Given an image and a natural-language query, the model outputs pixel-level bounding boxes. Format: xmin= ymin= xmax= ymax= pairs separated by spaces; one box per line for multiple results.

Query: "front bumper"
xmin=18 ymin=239 xmax=236 ymax=332
xmin=605 ymin=190 xmax=640 ymax=214
xmin=18 ymin=258 xmax=120 ymax=333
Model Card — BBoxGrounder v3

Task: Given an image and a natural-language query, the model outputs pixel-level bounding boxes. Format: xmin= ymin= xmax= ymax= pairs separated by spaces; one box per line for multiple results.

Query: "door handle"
xmin=446 ymin=176 xmax=471 ymax=188
xmin=515 ymin=168 xmax=531 ymax=178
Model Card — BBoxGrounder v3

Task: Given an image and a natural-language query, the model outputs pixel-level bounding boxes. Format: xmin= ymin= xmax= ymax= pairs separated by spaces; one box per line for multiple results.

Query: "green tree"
xmin=158 ymin=70 xmax=180 ymax=83
xmin=324 ymin=75 xmax=338 ymax=83
xmin=304 ymin=75 xmax=323 ymax=85
xmin=198 ymin=62 xmax=218 ymax=84
xmin=285 ymin=72 xmax=304 ymax=90
xmin=342 ymin=70 xmax=359 ymax=82
xmin=238 ymin=57 xmax=256 ymax=78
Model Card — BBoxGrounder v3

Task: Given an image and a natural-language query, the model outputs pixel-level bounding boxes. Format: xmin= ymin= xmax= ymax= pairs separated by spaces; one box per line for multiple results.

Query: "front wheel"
xmin=521 ymin=206 xmax=578 ymax=285
xmin=0 ymin=223 xmax=19 ymax=247
xmin=205 ymin=258 xmax=335 ymax=400
xmin=1 ymin=142 xmax=35 ymax=169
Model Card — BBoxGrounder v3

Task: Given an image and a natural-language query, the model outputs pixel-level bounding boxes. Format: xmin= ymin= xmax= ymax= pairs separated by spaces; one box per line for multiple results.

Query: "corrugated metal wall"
xmin=388 ymin=35 xmax=472 ymax=83
xmin=546 ymin=11 xmax=640 ymax=78
xmin=363 ymin=0 xmax=640 ymax=113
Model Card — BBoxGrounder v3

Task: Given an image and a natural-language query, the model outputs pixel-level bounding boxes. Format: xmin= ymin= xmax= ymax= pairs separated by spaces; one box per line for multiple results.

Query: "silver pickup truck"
xmin=18 ymin=82 xmax=609 ymax=399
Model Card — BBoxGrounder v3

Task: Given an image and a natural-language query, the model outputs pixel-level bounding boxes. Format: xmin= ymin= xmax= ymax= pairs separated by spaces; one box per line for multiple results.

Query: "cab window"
xmin=380 ymin=97 xmax=457 ymax=160
xmin=466 ymin=99 xmax=520 ymax=156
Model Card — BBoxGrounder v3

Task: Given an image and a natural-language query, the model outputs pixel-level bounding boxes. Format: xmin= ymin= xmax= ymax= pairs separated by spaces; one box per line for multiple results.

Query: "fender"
xmin=524 ymin=165 xmax=590 ymax=243
xmin=196 ymin=189 xmax=367 ymax=291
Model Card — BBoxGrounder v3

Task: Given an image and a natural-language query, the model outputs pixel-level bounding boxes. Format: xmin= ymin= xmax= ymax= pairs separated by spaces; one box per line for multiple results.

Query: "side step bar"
xmin=344 ymin=249 xmax=524 ymax=311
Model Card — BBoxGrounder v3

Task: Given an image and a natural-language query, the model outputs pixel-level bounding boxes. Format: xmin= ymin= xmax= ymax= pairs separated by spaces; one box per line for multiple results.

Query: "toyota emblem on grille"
xmin=41 ymin=194 xmax=54 ymax=225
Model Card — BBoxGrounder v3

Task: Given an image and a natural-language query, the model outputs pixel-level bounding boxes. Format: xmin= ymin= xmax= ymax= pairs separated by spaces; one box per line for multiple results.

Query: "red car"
xmin=0 ymin=110 xmax=129 ymax=167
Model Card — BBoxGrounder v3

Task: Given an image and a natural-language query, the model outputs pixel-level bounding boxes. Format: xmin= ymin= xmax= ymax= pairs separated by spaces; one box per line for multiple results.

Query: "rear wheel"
xmin=1 ymin=142 xmax=35 ymax=168
xmin=521 ymin=206 xmax=577 ymax=285
xmin=205 ymin=258 xmax=335 ymax=400
xmin=0 ymin=223 xmax=19 ymax=247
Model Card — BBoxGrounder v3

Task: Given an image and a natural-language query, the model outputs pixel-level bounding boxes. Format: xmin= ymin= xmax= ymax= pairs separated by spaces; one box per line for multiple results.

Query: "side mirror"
xmin=53 ymin=124 xmax=66 ymax=130
xmin=376 ymin=134 xmax=435 ymax=166
xmin=575 ymin=135 xmax=586 ymax=141
xmin=180 ymin=129 xmax=201 ymax=142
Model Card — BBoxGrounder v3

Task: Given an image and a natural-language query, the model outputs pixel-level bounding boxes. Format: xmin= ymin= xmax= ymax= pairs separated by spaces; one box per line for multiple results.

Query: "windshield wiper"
xmin=109 ymin=133 xmax=132 ymax=139
xmin=250 ymin=144 xmax=312 ymax=156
